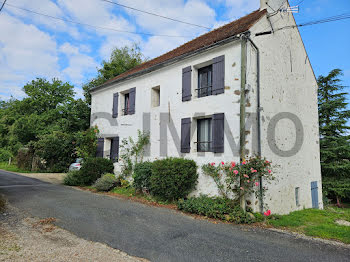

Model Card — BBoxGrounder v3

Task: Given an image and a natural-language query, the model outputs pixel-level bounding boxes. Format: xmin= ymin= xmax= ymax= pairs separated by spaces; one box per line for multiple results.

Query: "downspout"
xmin=246 ymin=34 xmax=264 ymax=213
xmin=239 ymin=34 xmax=248 ymax=211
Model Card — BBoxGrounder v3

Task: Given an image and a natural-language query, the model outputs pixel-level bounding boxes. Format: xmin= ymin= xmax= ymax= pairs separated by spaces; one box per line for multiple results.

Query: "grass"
xmin=0 ymin=162 xmax=35 ymax=173
xmin=267 ymin=206 xmax=350 ymax=244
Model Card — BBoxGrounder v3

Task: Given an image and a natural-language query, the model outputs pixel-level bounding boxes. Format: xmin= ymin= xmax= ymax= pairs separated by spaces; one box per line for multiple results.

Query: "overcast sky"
xmin=0 ymin=0 xmax=349 ymax=100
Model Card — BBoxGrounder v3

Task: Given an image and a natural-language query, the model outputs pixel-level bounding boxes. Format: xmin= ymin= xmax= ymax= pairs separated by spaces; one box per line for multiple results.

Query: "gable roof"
xmin=93 ymin=9 xmax=267 ymax=91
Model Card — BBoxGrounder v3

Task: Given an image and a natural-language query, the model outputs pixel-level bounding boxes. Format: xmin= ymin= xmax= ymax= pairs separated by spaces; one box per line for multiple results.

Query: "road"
xmin=0 ymin=170 xmax=349 ymax=262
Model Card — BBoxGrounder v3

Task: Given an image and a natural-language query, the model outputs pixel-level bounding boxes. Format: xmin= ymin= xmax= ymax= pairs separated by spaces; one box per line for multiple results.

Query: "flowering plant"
xmin=202 ymin=157 xmax=275 ymax=203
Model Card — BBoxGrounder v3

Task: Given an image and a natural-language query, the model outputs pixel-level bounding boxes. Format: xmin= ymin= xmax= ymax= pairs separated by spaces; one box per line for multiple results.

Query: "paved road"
xmin=0 ymin=170 xmax=349 ymax=262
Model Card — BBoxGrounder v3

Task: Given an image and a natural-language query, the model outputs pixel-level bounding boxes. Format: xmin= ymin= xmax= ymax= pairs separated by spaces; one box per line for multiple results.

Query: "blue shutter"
xmin=110 ymin=137 xmax=119 ymax=162
xmin=129 ymin=88 xmax=136 ymax=114
xmin=112 ymin=93 xmax=118 ymax=118
xmin=311 ymin=181 xmax=319 ymax=209
xmin=96 ymin=138 xmax=104 ymax=158
xmin=212 ymin=55 xmax=225 ymax=95
xmin=212 ymin=113 xmax=224 ymax=153
xmin=181 ymin=118 xmax=191 ymax=153
xmin=182 ymin=66 xmax=192 ymax=101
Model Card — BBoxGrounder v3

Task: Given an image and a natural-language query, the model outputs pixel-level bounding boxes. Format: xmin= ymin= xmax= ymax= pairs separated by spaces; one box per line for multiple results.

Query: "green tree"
xmin=318 ymin=69 xmax=350 ymax=206
xmin=83 ymin=44 xmax=146 ymax=104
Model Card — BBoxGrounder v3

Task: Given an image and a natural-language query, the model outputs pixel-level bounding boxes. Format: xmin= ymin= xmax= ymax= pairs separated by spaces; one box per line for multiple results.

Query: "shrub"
xmin=0 ymin=149 xmax=13 ymax=162
xmin=79 ymin=158 xmax=114 ymax=185
xmin=177 ymin=195 xmax=255 ymax=224
xmin=94 ymin=173 xmax=117 ymax=191
xmin=133 ymin=161 xmax=153 ymax=191
xmin=64 ymin=171 xmax=85 ymax=186
xmin=17 ymin=147 xmax=34 ymax=171
xmin=150 ymin=157 xmax=198 ymax=201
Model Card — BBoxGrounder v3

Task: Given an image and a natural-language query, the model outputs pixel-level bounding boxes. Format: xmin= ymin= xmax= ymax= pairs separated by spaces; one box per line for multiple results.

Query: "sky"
xmin=0 ymin=0 xmax=349 ymax=100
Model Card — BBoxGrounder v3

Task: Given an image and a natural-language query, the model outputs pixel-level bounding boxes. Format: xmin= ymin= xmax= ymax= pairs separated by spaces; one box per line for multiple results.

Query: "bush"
xmin=79 ymin=158 xmax=114 ymax=185
xmin=177 ymin=195 xmax=255 ymax=224
xmin=94 ymin=173 xmax=117 ymax=191
xmin=150 ymin=157 xmax=198 ymax=201
xmin=17 ymin=147 xmax=34 ymax=171
xmin=64 ymin=158 xmax=114 ymax=186
xmin=0 ymin=149 xmax=13 ymax=162
xmin=133 ymin=161 xmax=153 ymax=191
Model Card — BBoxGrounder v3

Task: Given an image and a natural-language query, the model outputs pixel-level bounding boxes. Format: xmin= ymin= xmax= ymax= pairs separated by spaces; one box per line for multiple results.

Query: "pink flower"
xmin=247 ymin=180 xmax=250 ymax=183
xmin=210 ymin=162 xmax=215 ymax=166
xmin=251 ymin=168 xmax=257 ymax=173
xmin=264 ymin=210 xmax=271 ymax=216
xmin=240 ymin=187 xmax=244 ymax=190
xmin=233 ymin=170 xmax=239 ymax=175
xmin=268 ymin=169 xmax=272 ymax=174
xmin=243 ymin=174 xmax=249 ymax=178
xmin=231 ymin=162 xmax=236 ymax=167
xmin=255 ymin=182 xmax=259 ymax=186
xmin=265 ymin=160 xmax=269 ymax=164
xmin=221 ymin=161 xmax=225 ymax=165
xmin=229 ymin=167 xmax=232 ymax=171
xmin=242 ymin=161 xmax=246 ymax=165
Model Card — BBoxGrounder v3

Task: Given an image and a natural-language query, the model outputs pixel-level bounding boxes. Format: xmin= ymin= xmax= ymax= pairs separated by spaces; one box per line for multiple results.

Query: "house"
xmin=90 ymin=0 xmax=322 ymax=214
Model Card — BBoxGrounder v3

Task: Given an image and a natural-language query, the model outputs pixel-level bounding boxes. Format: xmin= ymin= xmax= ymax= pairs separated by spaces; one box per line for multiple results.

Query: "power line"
xmin=5 ymin=3 xmax=196 ymax=38
xmin=100 ymin=0 xmax=211 ymax=30
xmin=0 ymin=0 xmax=7 ymax=13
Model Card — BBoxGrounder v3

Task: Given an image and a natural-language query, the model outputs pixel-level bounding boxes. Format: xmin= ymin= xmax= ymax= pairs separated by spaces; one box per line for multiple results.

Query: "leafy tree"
xmin=318 ymin=69 xmax=350 ymax=206
xmin=83 ymin=44 xmax=146 ymax=104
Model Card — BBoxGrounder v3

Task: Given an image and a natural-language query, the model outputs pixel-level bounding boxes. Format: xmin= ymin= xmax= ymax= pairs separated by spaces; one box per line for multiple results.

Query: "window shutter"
xmin=96 ymin=138 xmax=104 ymax=158
xmin=129 ymin=87 xmax=136 ymax=114
xmin=212 ymin=55 xmax=225 ymax=95
xmin=182 ymin=66 xmax=192 ymax=101
xmin=181 ymin=118 xmax=191 ymax=153
xmin=212 ymin=113 xmax=224 ymax=153
xmin=311 ymin=181 xmax=319 ymax=209
xmin=112 ymin=93 xmax=119 ymax=118
xmin=110 ymin=136 xmax=119 ymax=162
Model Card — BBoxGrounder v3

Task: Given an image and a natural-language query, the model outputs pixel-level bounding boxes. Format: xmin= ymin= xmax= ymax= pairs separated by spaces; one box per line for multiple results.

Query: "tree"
xmin=318 ymin=69 xmax=350 ymax=206
xmin=83 ymin=44 xmax=146 ymax=104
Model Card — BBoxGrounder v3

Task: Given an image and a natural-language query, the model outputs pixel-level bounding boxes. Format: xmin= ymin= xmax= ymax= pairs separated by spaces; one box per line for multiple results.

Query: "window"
xmin=295 ymin=187 xmax=300 ymax=206
xmin=151 ymin=86 xmax=160 ymax=107
xmin=197 ymin=118 xmax=212 ymax=152
xmin=122 ymin=92 xmax=130 ymax=115
xmin=197 ymin=65 xmax=212 ymax=98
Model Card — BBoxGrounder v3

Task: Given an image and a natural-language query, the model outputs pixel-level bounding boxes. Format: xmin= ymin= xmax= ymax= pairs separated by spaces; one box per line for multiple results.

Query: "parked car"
xmin=68 ymin=158 xmax=83 ymax=171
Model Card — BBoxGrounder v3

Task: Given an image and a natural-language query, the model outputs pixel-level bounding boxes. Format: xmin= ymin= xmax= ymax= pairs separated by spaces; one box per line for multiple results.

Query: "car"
xmin=68 ymin=158 xmax=83 ymax=171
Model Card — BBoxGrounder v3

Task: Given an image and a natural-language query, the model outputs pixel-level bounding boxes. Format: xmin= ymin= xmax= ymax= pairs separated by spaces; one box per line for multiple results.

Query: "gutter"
xmin=91 ymin=35 xmax=241 ymax=93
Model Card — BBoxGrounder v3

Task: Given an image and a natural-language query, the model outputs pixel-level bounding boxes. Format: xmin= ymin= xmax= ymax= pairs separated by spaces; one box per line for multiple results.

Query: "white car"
xmin=68 ymin=158 xmax=83 ymax=171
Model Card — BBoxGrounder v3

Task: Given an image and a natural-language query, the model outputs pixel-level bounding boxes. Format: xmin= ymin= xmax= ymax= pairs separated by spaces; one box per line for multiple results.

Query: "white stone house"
xmin=90 ymin=0 xmax=322 ymax=214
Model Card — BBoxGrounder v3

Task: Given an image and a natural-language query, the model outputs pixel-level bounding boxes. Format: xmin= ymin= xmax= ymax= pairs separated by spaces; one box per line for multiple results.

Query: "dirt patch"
xmin=335 ymin=219 xmax=350 ymax=227
xmin=17 ymin=172 xmax=65 ymax=185
xmin=0 ymin=206 xmax=147 ymax=262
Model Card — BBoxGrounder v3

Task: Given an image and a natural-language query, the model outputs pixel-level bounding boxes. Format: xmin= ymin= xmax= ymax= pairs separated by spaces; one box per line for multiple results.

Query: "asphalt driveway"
xmin=0 ymin=170 xmax=349 ymax=262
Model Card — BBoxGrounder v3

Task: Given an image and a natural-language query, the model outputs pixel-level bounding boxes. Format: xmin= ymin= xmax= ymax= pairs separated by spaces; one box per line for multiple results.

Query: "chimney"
xmin=260 ymin=0 xmax=268 ymax=10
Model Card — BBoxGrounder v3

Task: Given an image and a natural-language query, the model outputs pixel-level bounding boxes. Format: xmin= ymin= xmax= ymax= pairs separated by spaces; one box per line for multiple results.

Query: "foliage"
xmin=78 ymin=158 xmax=115 ymax=185
xmin=83 ymin=44 xmax=146 ymax=104
xmin=16 ymin=147 xmax=34 ymax=171
xmin=94 ymin=173 xmax=118 ymax=191
xmin=33 ymin=131 xmax=76 ymax=172
xmin=75 ymin=127 xmax=99 ymax=159
xmin=0 ymin=162 xmax=36 ymax=173
xmin=268 ymin=206 xmax=350 ymax=244
xmin=119 ymin=130 xmax=150 ymax=177
xmin=202 ymin=157 xmax=274 ymax=205
xmin=150 ymin=157 xmax=198 ymax=201
xmin=132 ymin=161 xmax=153 ymax=192
xmin=64 ymin=171 xmax=85 ymax=186
xmin=0 ymin=148 xmax=12 ymax=162
xmin=318 ymin=69 xmax=350 ymax=204
xmin=177 ymin=195 xmax=255 ymax=224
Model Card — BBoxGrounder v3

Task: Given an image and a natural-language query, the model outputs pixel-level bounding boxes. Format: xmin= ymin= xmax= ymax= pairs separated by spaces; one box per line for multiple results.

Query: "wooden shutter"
xmin=182 ymin=66 xmax=192 ymax=101
xmin=110 ymin=137 xmax=119 ymax=162
xmin=212 ymin=55 xmax=225 ymax=95
xmin=96 ymin=138 xmax=104 ymax=158
xmin=112 ymin=93 xmax=118 ymax=118
xmin=129 ymin=88 xmax=136 ymax=114
xmin=311 ymin=181 xmax=319 ymax=209
xmin=212 ymin=113 xmax=224 ymax=153
xmin=181 ymin=118 xmax=191 ymax=153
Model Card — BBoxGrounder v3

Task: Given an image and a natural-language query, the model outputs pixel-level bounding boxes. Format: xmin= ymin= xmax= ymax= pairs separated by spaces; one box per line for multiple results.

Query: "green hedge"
xmin=177 ymin=195 xmax=256 ymax=224
xmin=150 ymin=157 xmax=198 ymax=201
xmin=94 ymin=173 xmax=117 ymax=191
xmin=133 ymin=161 xmax=153 ymax=191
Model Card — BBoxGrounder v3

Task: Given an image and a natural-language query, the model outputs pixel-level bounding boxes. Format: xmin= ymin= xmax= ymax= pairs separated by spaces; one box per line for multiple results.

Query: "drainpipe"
xmin=246 ymin=34 xmax=264 ymax=213
xmin=239 ymin=34 xmax=247 ymax=211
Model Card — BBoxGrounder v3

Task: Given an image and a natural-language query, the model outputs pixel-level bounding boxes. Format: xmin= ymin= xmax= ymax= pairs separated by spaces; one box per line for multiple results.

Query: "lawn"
xmin=0 ymin=162 xmax=35 ymax=173
xmin=268 ymin=206 xmax=350 ymax=244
